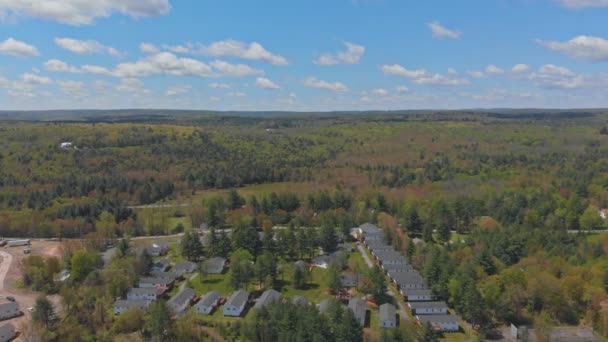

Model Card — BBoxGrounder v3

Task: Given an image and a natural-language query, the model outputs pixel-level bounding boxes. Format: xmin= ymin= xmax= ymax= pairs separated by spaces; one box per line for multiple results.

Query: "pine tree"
xmin=32 ymin=296 xmax=58 ymax=331
xmin=320 ymin=224 xmax=338 ymax=254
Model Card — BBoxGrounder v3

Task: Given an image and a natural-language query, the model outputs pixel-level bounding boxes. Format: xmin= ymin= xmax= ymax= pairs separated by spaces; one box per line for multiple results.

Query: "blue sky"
xmin=1 ymin=0 xmax=608 ymax=111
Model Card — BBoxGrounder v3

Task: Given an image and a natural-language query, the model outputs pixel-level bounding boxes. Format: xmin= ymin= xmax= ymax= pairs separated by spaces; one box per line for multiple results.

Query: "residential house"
xmin=401 ymin=289 xmax=434 ymax=302
xmin=340 ymin=272 xmax=361 ymax=288
xmin=223 ymin=290 xmax=249 ymax=317
xmin=374 ymin=251 xmax=407 ymax=266
xmin=0 ymin=323 xmax=16 ymax=342
xmin=312 ymin=255 xmax=337 ymax=269
xmin=202 ymin=257 xmax=226 ymax=274
xmin=150 ymin=271 xmax=180 ymax=281
xmin=0 ymin=302 xmax=20 ymax=321
xmin=148 ymin=241 xmax=170 ymax=256
xmin=384 ymin=264 xmax=415 ymax=274
xmin=408 ymin=301 xmax=449 ymax=315
xmin=168 ymin=288 xmax=196 ymax=316
xmin=194 ymin=291 xmax=221 ymax=315
xmin=254 ymin=289 xmax=281 ymax=310
xmin=151 ymin=258 xmax=171 ymax=273
xmin=291 ymin=296 xmax=310 ymax=306
xmin=357 ymin=223 xmax=381 ymax=236
xmin=138 ymin=277 xmax=174 ymax=289
xmin=416 ymin=315 xmax=459 ymax=332
xmin=393 ymin=273 xmax=427 ymax=290
xmin=113 ymin=300 xmax=151 ymax=315
xmin=127 ymin=287 xmax=164 ymax=301
xmin=348 ymin=298 xmax=367 ymax=327
xmin=174 ymin=261 xmax=197 ymax=277
xmin=379 ymin=303 xmax=397 ymax=328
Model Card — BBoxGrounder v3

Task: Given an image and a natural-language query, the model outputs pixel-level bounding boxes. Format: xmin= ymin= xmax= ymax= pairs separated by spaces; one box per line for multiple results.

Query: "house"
xmin=254 ymin=289 xmax=281 ymax=310
xmin=416 ymin=315 xmax=459 ymax=332
xmin=148 ymin=241 xmax=170 ymax=256
xmin=340 ymin=272 xmax=361 ymax=288
xmin=401 ymin=289 xmax=434 ymax=302
xmin=0 ymin=302 xmax=20 ymax=321
xmin=0 ymin=323 xmax=16 ymax=342
xmin=374 ymin=251 xmax=407 ymax=266
xmin=408 ymin=301 xmax=449 ymax=315
xmin=174 ymin=261 xmax=197 ymax=277
xmin=168 ymin=288 xmax=196 ymax=316
xmin=393 ymin=273 xmax=427 ymax=290
xmin=54 ymin=269 xmax=71 ymax=282
xmin=150 ymin=271 xmax=180 ymax=281
xmin=312 ymin=255 xmax=337 ymax=269
xmin=380 ymin=303 xmax=397 ymax=328
xmin=223 ymin=290 xmax=249 ymax=317
xmin=127 ymin=287 xmax=164 ymax=301
xmin=348 ymin=298 xmax=367 ymax=327
xmin=357 ymin=223 xmax=381 ymax=236
xmin=202 ymin=257 xmax=226 ymax=274
xmin=194 ymin=291 xmax=221 ymax=315
xmin=151 ymin=258 xmax=171 ymax=272
xmin=365 ymin=241 xmax=394 ymax=254
xmin=138 ymin=277 xmax=174 ymax=289
xmin=113 ymin=300 xmax=151 ymax=315
xmin=291 ymin=296 xmax=310 ymax=306
xmin=385 ymin=265 xmax=415 ymax=279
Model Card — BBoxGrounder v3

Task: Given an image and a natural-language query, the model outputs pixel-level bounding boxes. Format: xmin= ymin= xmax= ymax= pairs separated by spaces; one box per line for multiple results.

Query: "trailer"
xmin=7 ymin=239 xmax=31 ymax=247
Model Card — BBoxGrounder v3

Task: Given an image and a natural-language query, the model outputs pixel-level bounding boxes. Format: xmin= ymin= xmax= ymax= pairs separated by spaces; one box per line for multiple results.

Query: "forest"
xmin=2 ymin=109 xmax=608 ymax=341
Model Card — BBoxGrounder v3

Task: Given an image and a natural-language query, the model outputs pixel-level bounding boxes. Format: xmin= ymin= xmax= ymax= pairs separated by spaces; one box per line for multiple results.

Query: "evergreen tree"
xmin=180 ymin=231 xmax=203 ymax=261
xmin=145 ymin=300 xmax=174 ymax=342
xmin=320 ymin=223 xmax=338 ymax=254
xmin=140 ymin=248 xmax=153 ymax=275
xmin=293 ymin=265 xmax=305 ymax=289
xmin=32 ymin=296 xmax=58 ymax=331
xmin=327 ymin=262 xmax=342 ymax=294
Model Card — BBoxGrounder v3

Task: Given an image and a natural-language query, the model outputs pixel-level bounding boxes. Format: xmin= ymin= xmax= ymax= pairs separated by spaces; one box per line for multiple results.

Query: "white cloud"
xmin=383 ymin=63 xmax=469 ymax=86
xmin=382 ymin=64 xmax=427 ymax=78
xmin=536 ymin=36 xmax=608 ymax=61
xmin=372 ymin=88 xmax=388 ymax=96
xmin=209 ymin=60 xmax=263 ymax=77
xmin=58 ymin=80 xmax=86 ymax=97
xmin=0 ymin=0 xmax=171 ymax=25
xmin=447 ymin=68 xmax=458 ymax=75
xmin=228 ymin=92 xmax=246 ymax=97
xmin=81 ymin=64 xmax=113 ymax=75
xmin=427 ymin=21 xmax=462 ymax=39
xmin=21 ymin=73 xmax=52 ymax=84
xmin=162 ymin=43 xmax=193 ymax=54
xmin=114 ymin=52 xmax=215 ymax=78
xmin=468 ymin=70 xmax=485 ymax=78
xmin=314 ymin=42 xmax=365 ymax=65
xmin=396 ymin=85 xmax=408 ymax=93
xmin=558 ymin=0 xmax=608 ymax=9
xmin=55 ymin=37 xmax=123 ymax=56
xmin=166 ymin=84 xmax=191 ymax=96
xmin=511 ymin=64 xmax=530 ymax=73
xmin=115 ymin=78 xmax=149 ymax=94
xmin=529 ymin=64 xmax=586 ymax=89
xmin=255 ymin=77 xmax=280 ymax=89
xmin=198 ymin=40 xmax=287 ymax=65
xmin=140 ymin=42 xmax=159 ymax=54
xmin=485 ymin=65 xmax=504 ymax=75
xmin=0 ymin=37 xmax=39 ymax=57
xmin=209 ymin=82 xmax=231 ymax=89
xmin=44 ymin=59 xmax=79 ymax=72
xmin=303 ymin=77 xmax=349 ymax=92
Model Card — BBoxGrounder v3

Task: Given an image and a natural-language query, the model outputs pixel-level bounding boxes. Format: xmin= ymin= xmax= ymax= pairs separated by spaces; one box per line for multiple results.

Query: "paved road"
xmin=355 ymin=244 xmax=410 ymax=321
xmin=0 ymin=251 xmax=13 ymax=291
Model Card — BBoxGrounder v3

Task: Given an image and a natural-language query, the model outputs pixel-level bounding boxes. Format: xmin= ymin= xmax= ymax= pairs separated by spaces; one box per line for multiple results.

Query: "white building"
xmin=195 ymin=291 xmax=221 ymax=315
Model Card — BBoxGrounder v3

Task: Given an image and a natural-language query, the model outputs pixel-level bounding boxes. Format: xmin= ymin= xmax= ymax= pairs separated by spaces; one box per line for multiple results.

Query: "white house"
xmin=223 ymin=290 xmax=249 ymax=317
xmin=60 ymin=142 xmax=73 ymax=149
xmin=167 ymin=288 xmax=196 ymax=316
xmin=408 ymin=301 xmax=449 ymax=315
xmin=417 ymin=315 xmax=459 ymax=332
xmin=195 ymin=291 xmax=221 ymax=315
xmin=379 ymin=303 xmax=397 ymax=328
xmin=401 ymin=289 xmax=434 ymax=302
xmin=147 ymin=241 xmax=170 ymax=256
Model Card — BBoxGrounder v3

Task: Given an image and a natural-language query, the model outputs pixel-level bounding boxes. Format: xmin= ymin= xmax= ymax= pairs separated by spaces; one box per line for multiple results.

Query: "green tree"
xmin=320 ymin=223 xmax=338 ymax=254
xmin=145 ymin=300 xmax=174 ymax=342
xmin=327 ymin=262 xmax=342 ymax=295
xmin=579 ymin=205 xmax=603 ymax=231
xmin=70 ymin=249 xmax=99 ymax=282
xmin=403 ymin=205 xmax=422 ymax=235
xmin=293 ymin=265 xmax=305 ymax=289
xmin=180 ymin=231 xmax=203 ymax=261
xmin=32 ymin=296 xmax=58 ymax=331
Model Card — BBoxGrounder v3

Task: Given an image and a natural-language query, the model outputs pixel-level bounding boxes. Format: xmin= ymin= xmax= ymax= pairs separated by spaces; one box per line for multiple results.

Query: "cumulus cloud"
xmin=165 ymin=84 xmax=191 ymax=96
xmin=140 ymin=42 xmax=159 ymax=54
xmin=115 ymin=78 xmax=149 ymax=94
xmin=198 ymin=40 xmax=287 ymax=65
xmin=44 ymin=59 xmax=80 ymax=72
xmin=314 ymin=42 xmax=365 ymax=65
xmin=427 ymin=21 xmax=462 ymax=39
xmin=396 ymin=86 xmax=409 ymax=93
xmin=485 ymin=65 xmax=504 ymax=75
xmin=468 ymin=70 xmax=485 ymax=78
xmin=208 ymin=82 xmax=231 ymax=89
xmin=255 ymin=77 xmax=280 ymax=89
xmin=303 ymin=77 xmax=349 ymax=92
xmin=529 ymin=64 xmax=586 ymax=89
xmin=0 ymin=0 xmax=171 ymax=25
xmin=511 ymin=64 xmax=530 ymax=73
xmin=58 ymin=80 xmax=86 ymax=97
xmin=0 ymin=37 xmax=39 ymax=57
xmin=558 ymin=0 xmax=608 ymax=9
xmin=371 ymin=88 xmax=388 ymax=96
xmin=209 ymin=60 xmax=263 ymax=77
xmin=21 ymin=73 xmax=52 ymax=84
xmin=536 ymin=36 xmax=608 ymax=61
xmin=55 ymin=37 xmax=123 ymax=56
xmin=383 ymin=63 xmax=469 ymax=86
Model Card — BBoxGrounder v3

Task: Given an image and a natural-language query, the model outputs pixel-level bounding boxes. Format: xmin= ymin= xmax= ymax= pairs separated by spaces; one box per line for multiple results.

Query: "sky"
xmin=1 ymin=0 xmax=608 ymax=111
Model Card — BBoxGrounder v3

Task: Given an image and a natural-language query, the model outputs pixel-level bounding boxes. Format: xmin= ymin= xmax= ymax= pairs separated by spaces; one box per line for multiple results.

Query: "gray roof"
xmin=380 ymin=303 xmax=396 ymax=322
xmin=174 ymin=261 xmax=197 ymax=273
xmin=401 ymin=289 xmax=433 ymax=296
xmin=128 ymin=287 xmax=163 ymax=296
xmin=114 ymin=300 xmax=150 ymax=310
xmin=348 ymin=298 xmax=367 ymax=322
xmin=0 ymin=302 xmax=19 ymax=312
xmin=385 ymin=264 xmax=415 ymax=273
xmin=359 ymin=223 xmax=381 ymax=234
xmin=393 ymin=272 xmax=426 ymax=284
xmin=408 ymin=301 xmax=448 ymax=309
xmin=226 ymin=290 xmax=249 ymax=308
xmin=374 ymin=250 xmax=405 ymax=261
xmin=203 ymin=257 xmax=226 ymax=273
xmin=150 ymin=271 xmax=179 ymax=280
xmin=168 ymin=288 xmax=196 ymax=310
xmin=0 ymin=323 xmax=15 ymax=339
xmin=152 ymin=241 xmax=170 ymax=249
xmin=294 ymin=260 xmax=308 ymax=270
xmin=254 ymin=289 xmax=281 ymax=310
xmin=291 ymin=296 xmax=310 ymax=306
xmin=195 ymin=291 xmax=221 ymax=309
xmin=313 ymin=254 xmax=337 ymax=266
xmin=139 ymin=277 xmax=173 ymax=285
xmin=417 ymin=314 xmax=458 ymax=324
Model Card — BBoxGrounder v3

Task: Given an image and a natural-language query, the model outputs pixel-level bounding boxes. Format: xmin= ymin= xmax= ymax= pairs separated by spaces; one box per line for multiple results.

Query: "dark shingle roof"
xmin=168 ymin=288 xmax=196 ymax=310
xmin=417 ymin=314 xmax=458 ymax=324
xmin=226 ymin=290 xmax=249 ymax=308
xmin=113 ymin=300 xmax=150 ymax=310
xmin=408 ymin=301 xmax=448 ymax=309
xmin=195 ymin=291 xmax=221 ymax=309
xmin=380 ymin=303 xmax=396 ymax=322
xmin=348 ymin=298 xmax=367 ymax=322
xmin=254 ymin=289 xmax=281 ymax=309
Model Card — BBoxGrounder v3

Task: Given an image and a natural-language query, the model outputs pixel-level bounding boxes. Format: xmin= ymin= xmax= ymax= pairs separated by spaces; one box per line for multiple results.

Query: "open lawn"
xmin=278 ymin=266 xmax=332 ymax=304
xmin=190 ymin=272 xmax=233 ymax=297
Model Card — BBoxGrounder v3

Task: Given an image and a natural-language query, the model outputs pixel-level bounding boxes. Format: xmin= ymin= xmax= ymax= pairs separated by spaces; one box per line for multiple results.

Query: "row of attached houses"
xmin=357 ymin=222 xmax=460 ymax=332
